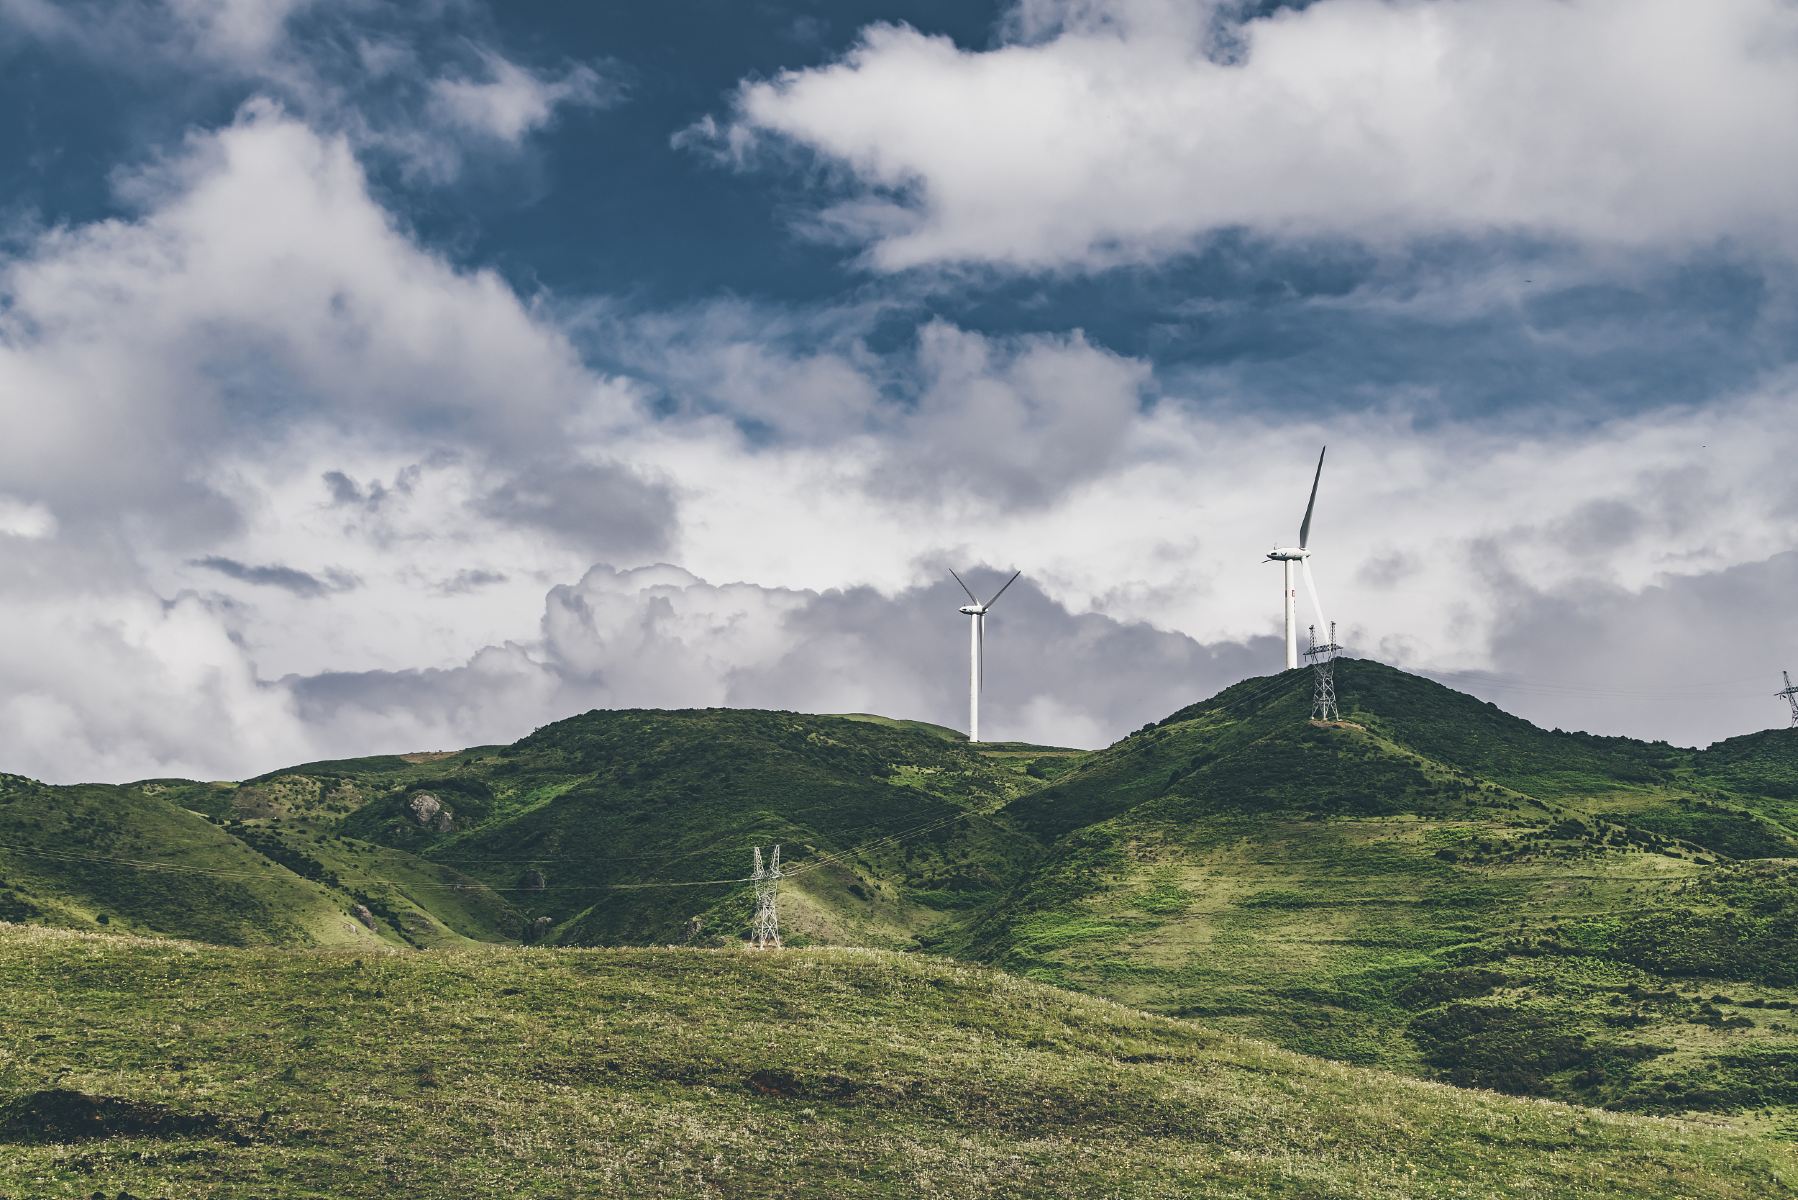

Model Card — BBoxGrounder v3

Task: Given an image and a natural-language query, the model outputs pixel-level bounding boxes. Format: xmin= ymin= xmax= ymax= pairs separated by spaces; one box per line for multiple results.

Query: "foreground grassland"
xmin=1 ymin=926 xmax=1793 ymax=1200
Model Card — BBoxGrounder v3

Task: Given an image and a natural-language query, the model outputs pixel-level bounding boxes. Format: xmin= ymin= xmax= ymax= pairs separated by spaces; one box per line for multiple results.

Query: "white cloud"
xmin=883 ymin=320 xmax=1148 ymax=503
xmin=429 ymin=52 xmax=611 ymax=143
xmin=604 ymin=309 xmax=1151 ymax=503
xmin=709 ymin=0 xmax=1798 ymax=269
xmin=0 ymin=496 xmax=55 ymax=539
xmin=163 ymin=0 xmax=318 ymax=63
xmin=0 ymin=554 xmax=311 ymax=783
xmin=0 ymin=101 xmax=665 ymax=545
xmin=619 ymin=368 xmax=1798 ymax=753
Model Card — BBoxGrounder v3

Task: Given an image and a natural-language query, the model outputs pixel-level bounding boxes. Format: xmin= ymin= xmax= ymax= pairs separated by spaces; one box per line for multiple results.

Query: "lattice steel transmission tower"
xmin=1780 ymin=671 xmax=1798 ymax=728
xmin=750 ymin=844 xmax=782 ymax=949
xmin=1305 ymin=622 xmax=1342 ymax=722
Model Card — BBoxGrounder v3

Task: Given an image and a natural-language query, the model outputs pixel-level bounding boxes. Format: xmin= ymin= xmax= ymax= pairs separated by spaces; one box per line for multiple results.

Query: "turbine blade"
xmin=985 ymin=569 xmax=1022 ymax=608
xmin=949 ymin=568 xmax=978 ymax=605
xmin=1299 ymin=446 xmax=1326 ymax=549
xmin=1300 ymin=558 xmax=1328 ymax=636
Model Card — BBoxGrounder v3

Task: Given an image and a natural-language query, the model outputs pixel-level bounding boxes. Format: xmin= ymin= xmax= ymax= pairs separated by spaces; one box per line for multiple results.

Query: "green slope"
xmin=0 ymin=773 xmax=385 ymax=948
xmin=972 ymin=659 xmax=1798 ymax=1116
xmin=0 ymin=710 xmax=1050 ymax=954
xmin=2 ymin=924 xmax=1792 ymax=1200
xmin=9 ymin=668 xmax=1798 ymax=1124
xmin=320 ymin=708 xmax=1048 ymax=948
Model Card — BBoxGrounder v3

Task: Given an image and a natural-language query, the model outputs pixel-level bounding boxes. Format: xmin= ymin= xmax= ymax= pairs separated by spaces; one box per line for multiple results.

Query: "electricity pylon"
xmin=1780 ymin=671 xmax=1798 ymax=728
xmin=1305 ymin=622 xmax=1342 ymax=722
xmin=750 ymin=844 xmax=782 ymax=949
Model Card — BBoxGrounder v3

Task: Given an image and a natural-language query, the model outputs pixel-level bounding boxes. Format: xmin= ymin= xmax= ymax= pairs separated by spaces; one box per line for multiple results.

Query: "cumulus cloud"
xmin=604 ymin=308 xmax=1150 ymax=506
xmin=0 ymin=542 xmax=310 ymax=783
xmin=0 ymin=101 xmax=668 ymax=554
xmin=475 ymin=458 xmax=677 ymax=559
xmin=880 ymin=320 xmax=1149 ymax=504
xmin=705 ymin=0 xmax=1798 ymax=269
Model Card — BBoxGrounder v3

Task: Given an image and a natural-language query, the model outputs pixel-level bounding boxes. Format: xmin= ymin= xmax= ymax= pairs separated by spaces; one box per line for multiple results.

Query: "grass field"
xmin=2 ymin=924 xmax=1794 ymax=1199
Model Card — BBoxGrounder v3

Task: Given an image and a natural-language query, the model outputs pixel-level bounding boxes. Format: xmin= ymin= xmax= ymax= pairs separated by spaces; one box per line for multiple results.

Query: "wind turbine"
xmin=1265 ymin=447 xmax=1328 ymax=670
xmin=950 ymin=568 xmax=1020 ymax=744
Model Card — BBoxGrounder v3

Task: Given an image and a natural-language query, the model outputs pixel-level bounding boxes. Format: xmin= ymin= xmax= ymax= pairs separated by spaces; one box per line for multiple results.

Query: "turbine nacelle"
xmin=1265 ymin=547 xmax=1310 ymax=562
xmin=958 ymin=604 xmax=986 ymax=616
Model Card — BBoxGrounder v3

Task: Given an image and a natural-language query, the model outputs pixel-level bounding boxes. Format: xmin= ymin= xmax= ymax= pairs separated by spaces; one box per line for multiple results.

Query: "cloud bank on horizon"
xmin=0 ymin=0 xmax=1794 ymax=782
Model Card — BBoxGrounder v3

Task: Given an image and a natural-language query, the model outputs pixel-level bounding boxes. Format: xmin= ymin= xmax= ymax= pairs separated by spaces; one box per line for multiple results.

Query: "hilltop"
xmin=0 ymin=924 xmax=1790 ymax=1200
xmin=975 ymin=659 xmax=1798 ymax=1116
xmin=6 ymin=664 xmax=1798 ymax=1123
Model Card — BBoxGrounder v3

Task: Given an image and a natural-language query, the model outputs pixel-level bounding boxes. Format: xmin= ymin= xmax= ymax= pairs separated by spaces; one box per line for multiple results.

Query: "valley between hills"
xmin=6 ymin=659 xmax=1798 ymax=1197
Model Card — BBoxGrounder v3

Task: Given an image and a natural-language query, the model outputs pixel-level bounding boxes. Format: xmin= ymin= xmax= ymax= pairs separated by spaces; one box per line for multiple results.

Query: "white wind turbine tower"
xmin=1265 ymin=447 xmax=1329 ymax=670
xmin=950 ymin=568 xmax=1020 ymax=744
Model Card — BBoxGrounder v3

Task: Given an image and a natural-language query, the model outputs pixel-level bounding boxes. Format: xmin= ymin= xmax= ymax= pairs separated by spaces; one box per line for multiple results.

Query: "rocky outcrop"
xmin=407 ymin=792 xmax=454 ymax=832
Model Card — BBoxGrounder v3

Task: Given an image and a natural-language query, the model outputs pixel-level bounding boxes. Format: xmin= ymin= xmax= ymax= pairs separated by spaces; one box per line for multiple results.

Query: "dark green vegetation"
xmin=3 ymin=925 xmax=1793 ymax=1199
xmin=6 ymin=664 xmax=1798 ymax=1142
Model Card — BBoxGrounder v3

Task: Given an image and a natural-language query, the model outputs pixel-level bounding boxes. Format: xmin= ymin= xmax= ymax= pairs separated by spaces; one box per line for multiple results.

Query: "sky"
xmin=1 ymin=0 xmax=1796 ymax=783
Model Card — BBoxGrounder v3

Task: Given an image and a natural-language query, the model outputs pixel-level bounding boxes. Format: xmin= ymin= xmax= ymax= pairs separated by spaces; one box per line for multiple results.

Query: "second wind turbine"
xmin=951 ymin=568 xmax=1020 ymax=744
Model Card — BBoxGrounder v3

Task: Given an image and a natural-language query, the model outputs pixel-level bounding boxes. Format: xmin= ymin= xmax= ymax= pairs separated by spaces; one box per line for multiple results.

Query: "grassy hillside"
xmin=0 ymin=773 xmax=387 ymax=948
xmin=0 ymin=710 xmax=1054 ymax=953
xmin=973 ymin=660 xmax=1798 ymax=1118
xmin=305 ymin=708 xmax=1048 ymax=948
xmin=9 ymin=670 xmax=1798 ymax=1125
xmin=2 ymin=924 xmax=1793 ymax=1200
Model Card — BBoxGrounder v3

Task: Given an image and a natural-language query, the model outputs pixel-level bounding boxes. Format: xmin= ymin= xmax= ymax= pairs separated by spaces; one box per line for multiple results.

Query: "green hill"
xmin=8 ymin=668 xmax=1798 ymax=1127
xmin=0 ymin=773 xmax=388 ymax=948
xmin=973 ymin=659 xmax=1798 ymax=1117
xmin=0 ymin=710 xmax=1051 ymax=952
xmin=1 ymin=923 xmax=1791 ymax=1200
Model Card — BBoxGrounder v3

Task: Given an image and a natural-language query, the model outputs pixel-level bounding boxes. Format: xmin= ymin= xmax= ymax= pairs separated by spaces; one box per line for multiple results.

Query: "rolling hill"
xmin=975 ymin=659 xmax=1798 ymax=1117
xmin=0 ymin=710 xmax=1066 ymax=952
xmin=5 ymin=662 xmax=1798 ymax=1127
xmin=1 ymin=924 xmax=1791 ymax=1200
